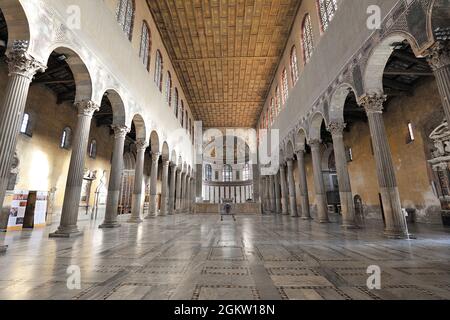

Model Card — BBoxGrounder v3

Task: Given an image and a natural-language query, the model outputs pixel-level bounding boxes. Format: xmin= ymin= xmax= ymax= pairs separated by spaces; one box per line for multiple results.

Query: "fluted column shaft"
xmin=168 ymin=163 xmax=177 ymax=215
xmin=274 ymin=171 xmax=281 ymax=214
xmin=176 ymin=169 xmax=183 ymax=212
xmin=425 ymin=42 xmax=450 ymax=124
xmin=295 ymin=150 xmax=311 ymax=219
xmin=310 ymin=141 xmax=329 ymax=223
xmin=147 ymin=152 xmax=160 ymax=217
xmin=279 ymin=164 xmax=289 ymax=215
xmin=51 ymin=101 xmax=99 ymax=237
xmin=328 ymin=122 xmax=357 ymax=228
xmin=0 ymin=46 xmax=45 ymax=213
xmin=361 ymin=94 xmax=407 ymax=238
xmin=159 ymin=160 xmax=170 ymax=215
xmin=286 ymin=159 xmax=298 ymax=217
xmin=100 ymin=125 xmax=129 ymax=228
xmin=129 ymin=141 xmax=147 ymax=222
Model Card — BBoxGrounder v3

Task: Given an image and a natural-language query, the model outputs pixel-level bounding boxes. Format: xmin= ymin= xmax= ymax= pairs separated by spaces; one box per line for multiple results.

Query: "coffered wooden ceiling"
xmin=147 ymin=0 xmax=301 ymax=128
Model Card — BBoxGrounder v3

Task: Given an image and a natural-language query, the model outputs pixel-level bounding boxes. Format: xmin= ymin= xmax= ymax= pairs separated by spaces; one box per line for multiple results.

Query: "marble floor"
xmin=0 ymin=214 xmax=450 ymax=300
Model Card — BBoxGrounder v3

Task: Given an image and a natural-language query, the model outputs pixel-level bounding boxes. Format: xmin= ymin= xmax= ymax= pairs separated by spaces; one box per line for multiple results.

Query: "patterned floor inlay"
xmin=0 ymin=214 xmax=449 ymax=300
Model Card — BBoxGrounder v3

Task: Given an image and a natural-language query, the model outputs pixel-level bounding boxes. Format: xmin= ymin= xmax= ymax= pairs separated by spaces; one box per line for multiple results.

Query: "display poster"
xmin=7 ymin=190 xmax=29 ymax=231
xmin=34 ymin=191 xmax=48 ymax=227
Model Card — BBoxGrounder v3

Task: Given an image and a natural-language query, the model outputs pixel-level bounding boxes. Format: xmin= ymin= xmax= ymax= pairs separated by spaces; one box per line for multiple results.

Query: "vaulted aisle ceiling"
xmin=147 ymin=0 xmax=301 ymax=128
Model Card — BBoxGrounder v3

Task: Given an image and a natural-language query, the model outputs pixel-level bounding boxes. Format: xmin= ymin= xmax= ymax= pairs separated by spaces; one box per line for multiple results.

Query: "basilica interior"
xmin=0 ymin=0 xmax=449 ymax=301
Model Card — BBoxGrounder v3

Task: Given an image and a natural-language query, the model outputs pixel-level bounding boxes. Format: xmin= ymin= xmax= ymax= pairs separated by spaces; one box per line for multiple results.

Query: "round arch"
xmin=150 ymin=130 xmax=160 ymax=154
xmin=131 ymin=114 xmax=146 ymax=141
xmin=295 ymin=127 xmax=308 ymax=151
xmin=161 ymin=141 xmax=170 ymax=161
xmin=363 ymin=32 xmax=419 ymax=95
xmin=309 ymin=111 xmax=327 ymax=141
xmin=285 ymin=140 xmax=295 ymax=160
xmin=0 ymin=0 xmax=30 ymax=53
xmin=102 ymin=89 xmax=126 ymax=126
xmin=44 ymin=46 xmax=93 ymax=102
xmin=329 ymin=84 xmax=358 ymax=122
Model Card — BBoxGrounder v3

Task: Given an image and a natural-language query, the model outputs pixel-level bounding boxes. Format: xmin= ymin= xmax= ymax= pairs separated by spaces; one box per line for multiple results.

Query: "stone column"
xmin=0 ymin=44 xmax=45 ymax=211
xmin=279 ymin=164 xmax=289 ymax=215
xmin=327 ymin=121 xmax=357 ymax=228
xmin=360 ymin=94 xmax=407 ymax=238
xmin=184 ymin=175 xmax=190 ymax=212
xmin=50 ymin=100 xmax=99 ymax=237
xmin=310 ymin=140 xmax=329 ymax=223
xmin=176 ymin=168 xmax=183 ymax=212
xmin=425 ymin=42 xmax=450 ymax=124
xmin=168 ymin=163 xmax=177 ymax=215
xmin=295 ymin=150 xmax=312 ymax=220
xmin=268 ymin=175 xmax=275 ymax=213
xmin=274 ymin=172 xmax=281 ymax=214
xmin=147 ymin=152 xmax=160 ymax=217
xmin=100 ymin=125 xmax=129 ymax=228
xmin=180 ymin=172 xmax=187 ymax=212
xmin=159 ymin=159 xmax=170 ymax=216
xmin=128 ymin=140 xmax=147 ymax=223
xmin=265 ymin=176 xmax=271 ymax=213
xmin=286 ymin=159 xmax=298 ymax=217
xmin=252 ymin=164 xmax=260 ymax=202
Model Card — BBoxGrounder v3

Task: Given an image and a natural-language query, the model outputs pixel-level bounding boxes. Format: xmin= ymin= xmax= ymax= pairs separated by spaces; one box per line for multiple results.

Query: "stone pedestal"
xmin=296 ymin=150 xmax=312 ymax=220
xmin=100 ymin=125 xmax=129 ymax=229
xmin=361 ymin=94 xmax=407 ymax=238
xmin=328 ymin=122 xmax=357 ymax=228
xmin=286 ymin=159 xmax=298 ymax=217
xmin=0 ymin=44 xmax=45 ymax=213
xmin=50 ymin=100 xmax=99 ymax=238
xmin=310 ymin=140 xmax=329 ymax=223
xmin=147 ymin=152 xmax=160 ymax=218
xmin=279 ymin=164 xmax=289 ymax=215
xmin=129 ymin=140 xmax=147 ymax=223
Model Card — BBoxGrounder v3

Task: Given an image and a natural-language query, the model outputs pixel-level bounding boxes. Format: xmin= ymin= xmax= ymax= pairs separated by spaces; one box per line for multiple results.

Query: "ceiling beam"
xmin=174 ymin=56 xmax=280 ymax=63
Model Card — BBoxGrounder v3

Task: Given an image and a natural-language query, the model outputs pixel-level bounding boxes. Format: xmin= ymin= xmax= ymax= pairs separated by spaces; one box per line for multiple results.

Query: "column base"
xmin=0 ymin=245 xmax=7 ymax=254
xmin=319 ymin=219 xmax=330 ymax=224
xmin=302 ymin=216 xmax=313 ymax=220
xmin=341 ymin=223 xmax=360 ymax=230
xmin=99 ymin=222 xmax=121 ymax=229
xmin=49 ymin=228 xmax=83 ymax=238
xmin=127 ymin=217 xmax=143 ymax=223
xmin=384 ymin=229 xmax=411 ymax=239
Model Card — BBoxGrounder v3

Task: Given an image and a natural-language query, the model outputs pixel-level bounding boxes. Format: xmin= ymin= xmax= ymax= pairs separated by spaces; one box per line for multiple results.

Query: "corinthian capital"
xmin=151 ymin=152 xmax=161 ymax=162
xmin=360 ymin=93 xmax=386 ymax=114
xmin=7 ymin=41 xmax=46 ymax=79
xmin=327 ymin=121 xmax=346 ymax=136
xmin=424 ymin=41 xmax=450 ymax=71
xmin=135 ymin=139 xmax=147 ymax=151
xmin=75 ymin=100 xmax=100 ymax=117
xmin=112 ymin=125 xmax=130 ymax=139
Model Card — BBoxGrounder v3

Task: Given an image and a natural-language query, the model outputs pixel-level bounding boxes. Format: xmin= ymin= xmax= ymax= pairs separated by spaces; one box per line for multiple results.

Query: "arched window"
xmin=165 ymin=71 xmax=172 ymax=107
xmin=243 ymin=163 xmax=250 ymax=181
xmin=281 ymin=68 xmax=289 ymax=105
xmin=88 ymin=139 xmax=97 ymax=159
xmin=116 ymin=0 xmax=135 ymax=41
xmin=318 ymin=0 xmax=338 ymax=32
xmin=180 ymin=100 xmax=185 ymax=126
xmin=60 ymin=127 xmax=72 ymax=149
xmin=223 ymin=165 xmax=232 ymax=182
xmin=290 ymin=46 xmax=299 ymax=85
xmin=139 ymin=21 xmax=151 ymax=70
xmin=20 ymin=113 xmax=30 ymax=135
xmin=154 ymin=50 xmax=163 ymax=91
xmin=205 ymin=164 xmax=212 ymax=181
xmin=174 ymin=88 xmax=179 ymax=117
xmin=275 ymin=86 xmax=281 ymax=114
xmin=301 ymin=14 xmax=314 ymax=64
